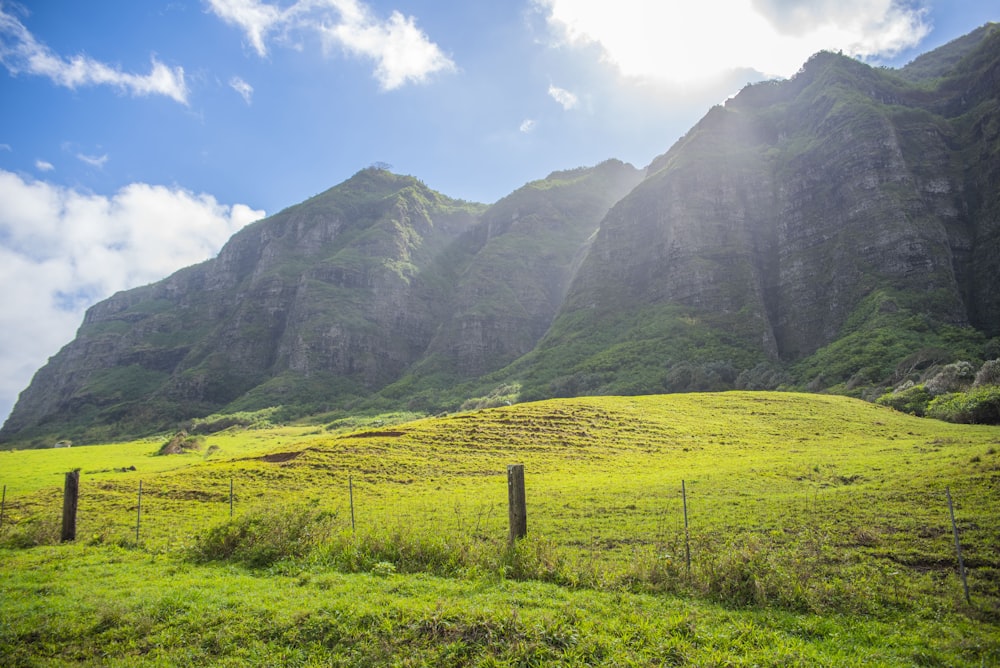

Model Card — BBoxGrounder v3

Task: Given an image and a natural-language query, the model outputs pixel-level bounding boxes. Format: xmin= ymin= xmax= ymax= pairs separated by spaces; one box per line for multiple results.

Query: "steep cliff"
xmin=511 ymin=26 xmax=999 ymax=400
xmin=392 ymin=161 xmax=642 ymax=391
xmin=1 ymin=169 xmax=484 ymax=441
xmin=1 ymin=163 xmax=639 ymax=443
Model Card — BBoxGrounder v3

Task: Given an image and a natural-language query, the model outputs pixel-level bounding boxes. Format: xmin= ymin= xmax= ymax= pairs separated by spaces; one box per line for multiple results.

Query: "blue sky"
xmin=0 ymin=0 xmax=996 ymax=426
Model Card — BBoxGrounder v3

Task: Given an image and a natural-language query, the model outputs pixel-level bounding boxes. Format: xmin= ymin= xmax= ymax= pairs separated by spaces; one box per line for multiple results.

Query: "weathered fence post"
xmin=1 ymin=484 xmax=6 ymax=529
xmin=229 ymin=478 xmax=234 ymax=518
xmin=135 ymin=480 xmax=143 ymax=543
xmin=682 ymin=479 xmax=691 ymax=575
xmin=946 ymin=486 xmax=971 ymax=605
xmin=349 ymin=475 xmax=356 ymax=533
xmin=507 ymin=464 xmax=527 ymax=542
xmin=61 ymin=470 xmax=80 ymax=542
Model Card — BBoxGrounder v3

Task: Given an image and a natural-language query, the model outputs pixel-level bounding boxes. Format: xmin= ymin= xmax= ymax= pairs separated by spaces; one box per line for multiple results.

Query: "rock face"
xmin=512 ymin=25 xmax=1000 ymax=400
xmin=3 ymin=25 xmax=999 ymax=445
xmin=1 ymin=163 xmax=640 ymax=442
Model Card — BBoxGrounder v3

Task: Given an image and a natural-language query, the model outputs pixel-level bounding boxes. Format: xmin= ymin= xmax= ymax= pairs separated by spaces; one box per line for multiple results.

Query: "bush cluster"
xmin=877 ymin=358 xmax=1000 ymax=424
xmin=926 ymin=385 xmax=1000 ymax=424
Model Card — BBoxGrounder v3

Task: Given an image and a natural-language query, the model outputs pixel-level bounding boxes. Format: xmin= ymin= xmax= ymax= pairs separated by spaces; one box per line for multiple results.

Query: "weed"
xmin=190 ymin=505 xmax=339 ymax=568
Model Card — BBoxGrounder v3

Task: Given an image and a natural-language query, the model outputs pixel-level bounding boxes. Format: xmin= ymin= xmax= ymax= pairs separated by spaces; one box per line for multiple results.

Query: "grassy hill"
xmin=1 ymin=392 xmax=998 ymax=665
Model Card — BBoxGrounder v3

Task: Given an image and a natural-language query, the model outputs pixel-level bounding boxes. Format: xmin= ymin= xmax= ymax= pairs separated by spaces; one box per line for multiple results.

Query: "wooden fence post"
xmin=1 ymin=484 xmax=6 ymax=529
xmin=946 ymin=486 xmax=971 ymax=605
xmin=229 ymin=478 xmax=234 ymax=518
xmin=507 ymin=464 xmax=527 ymax=542
xmin=61 ymin=470 xmax=80 ymax=542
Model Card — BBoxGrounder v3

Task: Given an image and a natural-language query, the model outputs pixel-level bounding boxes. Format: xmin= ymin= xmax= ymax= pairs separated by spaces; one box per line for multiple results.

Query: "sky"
xmin=0 ymin=1 xmax=996 ymax=426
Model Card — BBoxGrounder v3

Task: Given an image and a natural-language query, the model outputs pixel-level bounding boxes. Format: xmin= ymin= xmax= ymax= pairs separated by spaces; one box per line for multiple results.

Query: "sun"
xmin=538 ymin=0 xmax=930 ymax=84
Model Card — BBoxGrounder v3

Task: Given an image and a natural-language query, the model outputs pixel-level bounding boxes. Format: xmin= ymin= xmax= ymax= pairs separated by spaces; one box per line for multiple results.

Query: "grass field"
xmin=1 ymin=392 xmax=998 ymax=665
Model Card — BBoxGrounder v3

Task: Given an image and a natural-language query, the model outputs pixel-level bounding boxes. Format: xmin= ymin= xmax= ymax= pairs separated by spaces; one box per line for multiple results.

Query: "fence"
xmin=0 ymin=464 xmax=981 ymax=608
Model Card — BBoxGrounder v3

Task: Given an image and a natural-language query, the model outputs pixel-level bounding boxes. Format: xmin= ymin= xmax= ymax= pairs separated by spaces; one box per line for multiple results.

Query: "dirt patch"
xmin=261 ymin=451 xmax=302 ymax=463
xmin=345 ymin=430 xmax=405 ymax=438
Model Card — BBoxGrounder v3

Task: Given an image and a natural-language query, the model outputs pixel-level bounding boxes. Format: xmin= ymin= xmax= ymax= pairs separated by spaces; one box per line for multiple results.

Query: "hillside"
xmin=1 ymin=393 xmax=998 ymax=664
xmin=3 ymin=25 xmax=1000 ymax=446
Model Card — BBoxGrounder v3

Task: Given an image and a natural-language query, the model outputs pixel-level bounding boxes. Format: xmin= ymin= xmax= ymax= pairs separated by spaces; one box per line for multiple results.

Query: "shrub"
xmin=187 ymin=407 xmax=280 ymax=434
xmin=460 ymin=383 xmax=522 ymax=411
xmin=876 ymin=383 xmax=933 ymax=416
xmin=697 ymin=535 xmax=790 ymax=609
xmin=926 ymin=386 xmax=1000 ymax=424
xmin=189 ymin=505 xmax=338 ymax=568
xmin=924 ymin=361 xmax=976 ymax=396
xmin=156 ymin=431 xmax=204 ymax=455
xmin=0 ymin=515 xmax=60 ymax=548
xmin=973 ymin=359 xmax=1000 ymax=387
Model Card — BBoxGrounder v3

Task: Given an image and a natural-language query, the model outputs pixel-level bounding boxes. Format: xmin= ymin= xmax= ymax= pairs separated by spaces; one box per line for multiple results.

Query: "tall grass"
xmin=179 ymin=503 xmax=969 ymax=618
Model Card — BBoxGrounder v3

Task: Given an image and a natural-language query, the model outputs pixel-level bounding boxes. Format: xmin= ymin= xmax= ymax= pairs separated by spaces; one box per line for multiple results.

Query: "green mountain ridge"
xmin=3 ymin=24 xmax=1000 ymax=446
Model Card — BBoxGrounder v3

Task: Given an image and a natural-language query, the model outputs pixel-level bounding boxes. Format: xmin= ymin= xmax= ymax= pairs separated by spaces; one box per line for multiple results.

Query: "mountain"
xmin=505 ymin=24 xmax=1000 ymax=401
xmin=3 ymin=25 xmax=999 ymax=446
xmin=1 ymin=162 xmax=641 ymax=444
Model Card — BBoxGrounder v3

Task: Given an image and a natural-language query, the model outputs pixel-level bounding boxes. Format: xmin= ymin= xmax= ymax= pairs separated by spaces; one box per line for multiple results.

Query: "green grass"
xmin=1 ymin=392 xmax=998 ymax=665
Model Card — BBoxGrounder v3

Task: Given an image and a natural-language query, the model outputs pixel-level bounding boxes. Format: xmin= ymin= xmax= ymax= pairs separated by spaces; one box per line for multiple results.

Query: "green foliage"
xmin=187 ymin=407 xmax=281 ymax=434
xmin=156 ymin=431 xmax=204 ymax=455
xmin=876 ymin=383 xmax=934 ymax=416
xmin=190 ymin=505 xmax=339 ymax=568
xmin=794 ymin=290 xmax=985 ymax=395
xmin=513 ymin=304 xmax=771 ymax=401
xmin=926 ymin=386 xmax=1000 ymax=424
xmin=0 ymin=513 xmax=60 ymax=548
xmin=459 ymin=383 xmax=521 ymax=411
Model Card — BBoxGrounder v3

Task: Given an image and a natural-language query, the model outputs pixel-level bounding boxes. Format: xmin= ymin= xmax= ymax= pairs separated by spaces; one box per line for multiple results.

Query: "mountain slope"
xmin=1 ymin=170 xmax=484 ymax=441
xmin=507 ymin=26 xmax=999 ymax=400
xmin=1 ymin=163 xmax=639 ymax=444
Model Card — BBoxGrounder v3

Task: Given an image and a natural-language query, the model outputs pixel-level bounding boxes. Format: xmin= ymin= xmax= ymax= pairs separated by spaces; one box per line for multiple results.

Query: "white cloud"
xmin=0 ymin=6 xmax=189 ymax=104
xmin=35 ymin=159 xmax=54 ymax=172
xmin=206 ymin=0 xmax=286 ymax=57
xmin=207 ymin=0 xmax=456 ymax=90
xmin=76 ymin=153 xmax=108 ymax=169
xmin=230 ymin=75 xmax=254 ymax=104
xmin=535 ymin=0 xmax=929 ymax=83
xmin=0 ymin=144 xmax=10 ymax=151
xmin=548 ymin=84 xmax=578 ymax=110
xmin=519 ymin=118 xmax=537 ymax=133
xmin=0 ymin=170 xmax=264 ymax=425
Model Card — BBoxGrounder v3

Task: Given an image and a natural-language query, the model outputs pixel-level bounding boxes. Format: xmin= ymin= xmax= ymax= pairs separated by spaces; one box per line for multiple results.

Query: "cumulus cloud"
xmin=0 ymin=5 xmax=189 ymax=104
xmin=207 ymin=0 xmax=456 ymax=90
xmin=519 ymin=118 xmax=537 ymax=133
xmin=0 ymin=170 xmax=264 ymax=424
xmin=548 ymin=84 xmax=578 ymax=110
xmin=230 ymin=75 xmax=254 ymax=104
xmin=536 ymin=0 xmax=930 ymax=82
xmin=35 ymin=159 xmax=53 ymax=172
